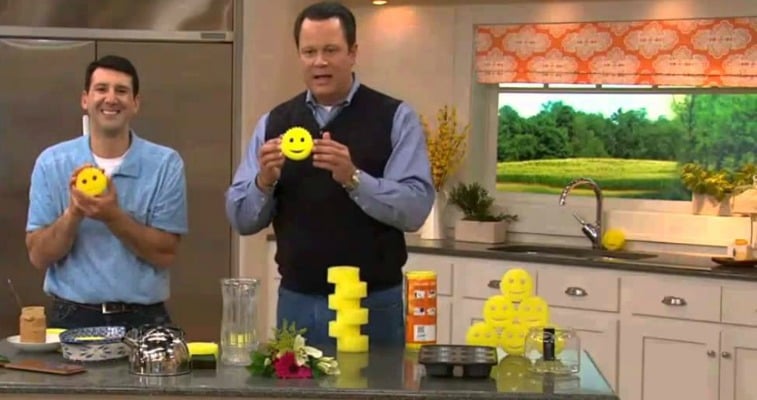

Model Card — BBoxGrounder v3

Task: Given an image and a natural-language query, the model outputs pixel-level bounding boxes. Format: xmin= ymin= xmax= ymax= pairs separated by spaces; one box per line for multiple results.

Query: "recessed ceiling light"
xmin=372 ymin=0 xmax=388 ymax=5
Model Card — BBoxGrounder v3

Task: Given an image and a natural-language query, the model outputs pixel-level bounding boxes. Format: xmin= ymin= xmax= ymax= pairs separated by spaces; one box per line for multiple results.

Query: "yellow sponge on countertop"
xmin=188 ymin=342 xmax=219 ymax=358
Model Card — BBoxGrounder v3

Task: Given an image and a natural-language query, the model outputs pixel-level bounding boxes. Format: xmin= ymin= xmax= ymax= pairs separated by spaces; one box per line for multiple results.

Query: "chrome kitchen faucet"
xmin=559 ymin=177 xmax=604 ymax=249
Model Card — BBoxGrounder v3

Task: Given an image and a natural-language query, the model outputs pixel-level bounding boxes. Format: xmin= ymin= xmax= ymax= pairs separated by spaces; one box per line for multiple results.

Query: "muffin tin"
xmin=418 ymin=344 xmax=498 ymax=379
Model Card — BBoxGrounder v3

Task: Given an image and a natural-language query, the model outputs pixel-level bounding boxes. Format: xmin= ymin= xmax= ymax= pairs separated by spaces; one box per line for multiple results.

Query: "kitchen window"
xmin=495 ymin=83 xmax=757 ymax=203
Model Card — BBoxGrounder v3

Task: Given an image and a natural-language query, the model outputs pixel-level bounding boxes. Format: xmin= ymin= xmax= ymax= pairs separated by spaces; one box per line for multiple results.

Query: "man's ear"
xmin=80 ymin=90 xmax=88 ymax=111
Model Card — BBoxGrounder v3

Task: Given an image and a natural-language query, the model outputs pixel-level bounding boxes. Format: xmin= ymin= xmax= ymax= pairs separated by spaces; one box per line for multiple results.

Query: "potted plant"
xmin=448 ymin=182 xmax=517 ymax=243
xmin=680 ymin=163 xmax=757 ymax=216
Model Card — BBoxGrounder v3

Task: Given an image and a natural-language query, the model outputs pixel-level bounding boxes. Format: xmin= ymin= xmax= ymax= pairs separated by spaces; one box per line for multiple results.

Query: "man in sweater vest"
xmin=225 ymin=1 xmax=435 ymax=347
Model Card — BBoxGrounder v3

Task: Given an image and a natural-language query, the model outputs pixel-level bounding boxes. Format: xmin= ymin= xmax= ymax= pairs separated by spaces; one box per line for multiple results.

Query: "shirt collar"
xmin=81 ymin=130 xmax=142 ymax=178
xmin=305 ymin=73 xmax=360 ymax=107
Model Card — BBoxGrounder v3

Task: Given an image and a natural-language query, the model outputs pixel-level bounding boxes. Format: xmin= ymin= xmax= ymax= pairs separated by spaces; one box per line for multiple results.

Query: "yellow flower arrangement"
xmin=421 ymin=105 xmax=468 ymax=191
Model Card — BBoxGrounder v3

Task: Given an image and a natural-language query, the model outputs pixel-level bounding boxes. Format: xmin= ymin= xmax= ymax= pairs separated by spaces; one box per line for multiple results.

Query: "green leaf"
xmin=246 ymin=352 xmax=274 ymax=377
xmin=0 ymin=354 xmax=8 ymax=364
xmin=306 ymin=357 xmax=325 ymax=378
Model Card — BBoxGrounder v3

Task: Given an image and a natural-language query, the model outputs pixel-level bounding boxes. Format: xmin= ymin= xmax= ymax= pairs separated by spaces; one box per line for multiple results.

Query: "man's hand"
xmin=313 ymin=132 xmax=356 ymax=185
xmin=257 ymin=137 xmax=284 ymax=191
xmin=70 ymin=174 xmax=122 ymax=223
xmin=66 ymin=164 xmax=94 ymax=220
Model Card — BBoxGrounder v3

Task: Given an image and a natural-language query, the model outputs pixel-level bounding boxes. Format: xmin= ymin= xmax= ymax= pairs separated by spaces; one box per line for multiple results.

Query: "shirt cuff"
xmin=249 ymin=178 xmax=274 ymax=202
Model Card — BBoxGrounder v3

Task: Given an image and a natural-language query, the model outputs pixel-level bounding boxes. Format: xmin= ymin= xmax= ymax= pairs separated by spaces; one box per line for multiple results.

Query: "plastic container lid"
xmin=406 ymin=271 xmax=436 ymax=279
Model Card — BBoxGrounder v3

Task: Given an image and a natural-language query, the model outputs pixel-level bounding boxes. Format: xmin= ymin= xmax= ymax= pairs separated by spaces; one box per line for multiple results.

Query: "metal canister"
xmin=405 ymin=271 xmax=437 ymax=350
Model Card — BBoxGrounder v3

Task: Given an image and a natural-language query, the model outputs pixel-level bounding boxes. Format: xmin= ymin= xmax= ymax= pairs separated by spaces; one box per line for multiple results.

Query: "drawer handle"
xmin=721 ymin=351 xmax=732 ymax=359
xmin=661 ymin=296 xmax=687 ymax=306
xmin=565 ymin=287 xmax=588 ymax=297
xmin=488 ymin=280 xmax=500 ymax=289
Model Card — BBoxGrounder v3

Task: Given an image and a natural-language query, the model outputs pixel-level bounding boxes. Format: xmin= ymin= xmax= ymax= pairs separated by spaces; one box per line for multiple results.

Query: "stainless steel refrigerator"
xmin=0 ymin=0 xmax=238 ymax=341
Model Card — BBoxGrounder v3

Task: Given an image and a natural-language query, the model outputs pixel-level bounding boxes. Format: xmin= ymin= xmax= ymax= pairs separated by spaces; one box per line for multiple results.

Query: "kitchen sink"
xmin=487 ymin=244 xmax=658 ymax=260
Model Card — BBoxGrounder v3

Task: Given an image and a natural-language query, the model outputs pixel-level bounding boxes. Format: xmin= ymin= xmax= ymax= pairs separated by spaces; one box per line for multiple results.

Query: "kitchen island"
xmin=0 ymin=341 xmax=617 ymax=400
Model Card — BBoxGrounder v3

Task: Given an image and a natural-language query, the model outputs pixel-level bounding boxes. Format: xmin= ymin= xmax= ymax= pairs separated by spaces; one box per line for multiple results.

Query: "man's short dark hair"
xmin=85 ymin=55 xmax=140 ymax=96
xmin=293 ymin=1 xmax=356 ymax=48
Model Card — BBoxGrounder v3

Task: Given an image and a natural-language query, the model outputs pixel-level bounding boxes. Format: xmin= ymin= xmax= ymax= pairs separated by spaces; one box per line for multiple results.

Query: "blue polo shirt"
xmin=26 ymin=132 xmax=188 ymax=305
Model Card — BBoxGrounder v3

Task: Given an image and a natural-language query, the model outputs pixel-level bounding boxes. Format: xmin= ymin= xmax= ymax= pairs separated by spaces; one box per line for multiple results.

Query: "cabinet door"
xmin=451 ymin=299 xmax=485 ymax=344
xmin=620 ymin=318 xmax=720 ymax=400
xmin=550 ymin=307 xmax=619 ymax=391
xmin=435 ymin=296 xmax=453 ymax=345
xmin=720 ymin=328 xmax=757 ymax=400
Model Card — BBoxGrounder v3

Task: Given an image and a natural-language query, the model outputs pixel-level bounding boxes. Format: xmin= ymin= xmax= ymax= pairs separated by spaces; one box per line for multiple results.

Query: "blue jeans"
xmin=277 ymin=284 xmax=405 ymax=347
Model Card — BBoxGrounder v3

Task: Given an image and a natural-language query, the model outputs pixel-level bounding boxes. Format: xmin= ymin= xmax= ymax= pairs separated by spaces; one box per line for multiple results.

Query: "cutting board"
xmin=0 ymin=359 xmax=86 ymax=375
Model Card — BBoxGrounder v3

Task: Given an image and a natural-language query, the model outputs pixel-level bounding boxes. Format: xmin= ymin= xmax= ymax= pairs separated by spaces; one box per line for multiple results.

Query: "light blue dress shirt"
xmin=225 ymin=77 xmax=435 ymax=235
xmin=26 ymin=133 xmax=188 ymax=304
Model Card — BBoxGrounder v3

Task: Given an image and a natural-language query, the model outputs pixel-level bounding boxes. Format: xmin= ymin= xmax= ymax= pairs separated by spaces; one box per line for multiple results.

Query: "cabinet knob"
xmin=488 ymin=280 xmax=500 ymax=289
xmin=565 ymin=287 xmax=588 ymax=297
xmin=661 ymin=296 xmax=687 ymax=306
xmin=721 ymin=351 xmax=731 ymax=359
xmin=707 ymin=350 xmax=716 ymax=357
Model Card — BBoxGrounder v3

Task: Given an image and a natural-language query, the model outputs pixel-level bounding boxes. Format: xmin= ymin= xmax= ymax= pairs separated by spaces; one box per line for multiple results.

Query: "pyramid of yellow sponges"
xmin=465 ymin=268 xmax=563 ymax=356
xmin=327 ymin=266 xmax=369 ymax=353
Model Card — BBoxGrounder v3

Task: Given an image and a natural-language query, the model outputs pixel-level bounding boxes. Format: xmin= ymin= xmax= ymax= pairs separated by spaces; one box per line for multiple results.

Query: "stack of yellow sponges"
xmin=327 ymin=266 xmax=369 ymax=353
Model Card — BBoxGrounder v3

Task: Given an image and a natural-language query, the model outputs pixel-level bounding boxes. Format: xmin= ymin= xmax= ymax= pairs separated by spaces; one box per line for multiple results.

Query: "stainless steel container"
xmin=122 ymin=325 xmax=191 ymax=376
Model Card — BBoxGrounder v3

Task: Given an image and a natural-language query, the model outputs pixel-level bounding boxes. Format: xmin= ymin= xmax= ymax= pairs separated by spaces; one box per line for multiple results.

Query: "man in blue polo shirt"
xmin=25 ymin=55 xmax=188 ymax=329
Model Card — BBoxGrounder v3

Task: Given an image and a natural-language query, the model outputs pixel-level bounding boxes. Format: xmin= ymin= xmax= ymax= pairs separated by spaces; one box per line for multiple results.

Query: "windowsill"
xmin=478 ymin=191 xmax=755 ymax=254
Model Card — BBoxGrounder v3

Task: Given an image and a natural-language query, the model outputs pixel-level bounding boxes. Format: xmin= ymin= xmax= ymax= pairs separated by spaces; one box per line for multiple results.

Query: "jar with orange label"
xmin=731 ymin=238 xmax=752 ymax=261
xmin=405 ymin=271 xmax=437 ymax=350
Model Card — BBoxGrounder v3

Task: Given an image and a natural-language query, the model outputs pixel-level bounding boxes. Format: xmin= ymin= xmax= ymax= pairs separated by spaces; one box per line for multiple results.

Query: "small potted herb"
xmin=448 ymin=182 xmax=517 ymax=243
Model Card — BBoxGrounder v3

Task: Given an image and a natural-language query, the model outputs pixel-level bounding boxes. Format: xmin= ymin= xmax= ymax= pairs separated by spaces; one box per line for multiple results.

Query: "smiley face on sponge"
xmin=75 ymin=166 xmax=107 ymax=196
xmin=280 ymin=126 xmax=314 ymax=161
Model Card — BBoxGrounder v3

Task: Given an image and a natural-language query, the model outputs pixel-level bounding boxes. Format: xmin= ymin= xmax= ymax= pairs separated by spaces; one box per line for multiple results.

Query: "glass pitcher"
xmin=220 ymin=278 xmax=260 ymax=366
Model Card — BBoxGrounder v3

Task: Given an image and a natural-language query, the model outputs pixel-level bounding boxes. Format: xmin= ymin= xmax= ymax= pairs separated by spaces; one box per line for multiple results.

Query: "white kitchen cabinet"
xmin=619 ymin=317 xmax=721 ymax=400
xmin=549 ymin=307 xmax=619 ymax=391
xmin=720 ymin=327 xmax=757 ymax=400
xmin=451 ymin=298 xmax=485 ymax=344
xmin=435 ymin=296 xmax=453 ymax=344
xmin=454 ymin=258 xmax=541 ymax=300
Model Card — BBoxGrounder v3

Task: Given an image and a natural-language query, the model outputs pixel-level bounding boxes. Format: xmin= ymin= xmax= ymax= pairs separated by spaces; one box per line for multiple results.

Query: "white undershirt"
xmin=93 ymin=153 xmax=126 ymax=176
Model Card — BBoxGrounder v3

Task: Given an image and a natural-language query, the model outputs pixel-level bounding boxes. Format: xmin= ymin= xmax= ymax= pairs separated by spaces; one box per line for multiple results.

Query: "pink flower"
xmin=273 ymin=352 xmax=313 ymax=379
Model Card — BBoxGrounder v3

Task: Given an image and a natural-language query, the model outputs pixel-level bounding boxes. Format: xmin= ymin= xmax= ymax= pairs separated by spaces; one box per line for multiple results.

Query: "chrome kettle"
xmin=122 ymin=324 xmax=191 ymax=376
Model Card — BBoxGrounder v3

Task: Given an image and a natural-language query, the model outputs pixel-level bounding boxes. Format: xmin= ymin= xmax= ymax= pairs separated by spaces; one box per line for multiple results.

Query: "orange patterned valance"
xmin=475 ymin=17 xmax=757 ymax=87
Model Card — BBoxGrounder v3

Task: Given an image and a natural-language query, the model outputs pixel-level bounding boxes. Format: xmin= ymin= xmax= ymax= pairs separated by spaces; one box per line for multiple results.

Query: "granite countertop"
xmin=266 ymin=234 xmax=757 ymax=282
xmin=0 ymin=341 xmax=617 ymax=399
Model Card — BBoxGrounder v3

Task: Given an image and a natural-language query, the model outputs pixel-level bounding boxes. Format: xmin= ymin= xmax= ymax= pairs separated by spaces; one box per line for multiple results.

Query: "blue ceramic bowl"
xmin=59 ymin=326 xmax=129 ymax=362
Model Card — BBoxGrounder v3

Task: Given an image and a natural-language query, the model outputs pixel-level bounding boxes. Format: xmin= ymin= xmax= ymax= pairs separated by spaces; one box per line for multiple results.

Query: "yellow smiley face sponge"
xmin=281 ymin=127 xmax=314 ymax=161
xmin=75 ymin=166 xmax=107 ymax=196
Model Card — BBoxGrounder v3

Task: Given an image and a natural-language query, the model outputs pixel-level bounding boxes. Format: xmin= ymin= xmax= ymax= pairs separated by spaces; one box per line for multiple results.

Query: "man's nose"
xmin=314 ymin=52 xmax=328 ymax=66
xmin=104 ymin=89 xmax=118 ymax=102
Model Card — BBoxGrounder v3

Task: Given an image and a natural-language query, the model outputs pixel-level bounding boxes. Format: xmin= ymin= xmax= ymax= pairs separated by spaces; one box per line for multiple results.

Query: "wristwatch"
xmin=343 ymin=169 xmax=361 ymax=191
